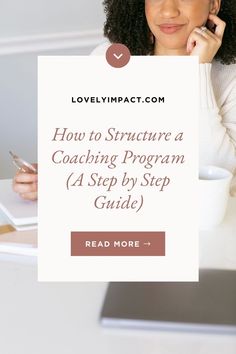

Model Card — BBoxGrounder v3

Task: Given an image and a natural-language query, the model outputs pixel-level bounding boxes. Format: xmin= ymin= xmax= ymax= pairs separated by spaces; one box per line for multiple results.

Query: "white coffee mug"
xmin=199 ymin=165 xmax=233 ymax=230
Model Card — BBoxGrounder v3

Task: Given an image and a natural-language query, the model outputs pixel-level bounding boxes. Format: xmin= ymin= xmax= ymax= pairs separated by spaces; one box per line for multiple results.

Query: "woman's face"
xmin=145 ymin=0 xmax=219 ymax=52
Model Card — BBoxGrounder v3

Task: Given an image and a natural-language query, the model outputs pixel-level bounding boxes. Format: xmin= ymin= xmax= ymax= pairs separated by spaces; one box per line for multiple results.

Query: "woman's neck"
xmin=154 ymin=43 xmax=188 ymax=56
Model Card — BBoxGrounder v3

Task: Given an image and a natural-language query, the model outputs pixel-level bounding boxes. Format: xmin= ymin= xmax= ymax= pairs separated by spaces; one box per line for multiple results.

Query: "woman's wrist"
xmin=199 ymin=63 xmax=218 ymax=110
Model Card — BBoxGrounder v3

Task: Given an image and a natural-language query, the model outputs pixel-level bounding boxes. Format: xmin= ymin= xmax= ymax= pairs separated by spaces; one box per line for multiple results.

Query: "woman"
xmin=13 ymin=0 xmax=236 ymax=200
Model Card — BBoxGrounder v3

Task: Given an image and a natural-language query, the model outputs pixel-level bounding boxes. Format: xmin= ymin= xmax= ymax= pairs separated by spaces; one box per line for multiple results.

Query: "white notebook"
xmin=0 ymin=179 xmax=37 ymax=230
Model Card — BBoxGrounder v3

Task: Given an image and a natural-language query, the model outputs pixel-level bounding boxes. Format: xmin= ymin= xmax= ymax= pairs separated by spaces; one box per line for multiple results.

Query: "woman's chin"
xmin=155 ymin=40 xmax=188 ymax=54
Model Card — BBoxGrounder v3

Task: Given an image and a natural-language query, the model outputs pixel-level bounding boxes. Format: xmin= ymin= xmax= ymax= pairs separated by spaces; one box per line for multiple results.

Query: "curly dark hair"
xmin=103 ymin=0 xmax=236 ymax=64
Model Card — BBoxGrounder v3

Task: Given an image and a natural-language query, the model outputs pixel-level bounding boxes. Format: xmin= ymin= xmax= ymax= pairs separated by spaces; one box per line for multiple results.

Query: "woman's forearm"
xmin=199 ymin=63 xmax=236 ymax=173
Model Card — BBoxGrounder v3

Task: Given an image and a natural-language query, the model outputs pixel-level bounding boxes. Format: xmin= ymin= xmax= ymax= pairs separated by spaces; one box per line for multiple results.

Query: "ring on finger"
xmin=200 ymin=26 xmax=208 ymax=33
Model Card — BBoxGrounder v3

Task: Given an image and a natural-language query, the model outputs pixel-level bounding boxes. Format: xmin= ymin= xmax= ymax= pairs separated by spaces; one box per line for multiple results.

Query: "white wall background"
xmin=0 ymin=0 xmax=105 ymax=38
xmin=0 ymin=0 xmax=105 ymax=179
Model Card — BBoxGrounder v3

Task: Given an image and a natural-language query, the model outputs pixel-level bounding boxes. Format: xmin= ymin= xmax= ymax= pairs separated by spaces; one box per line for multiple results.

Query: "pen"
xmin=9 ymin=151 xmax=37 ymax=174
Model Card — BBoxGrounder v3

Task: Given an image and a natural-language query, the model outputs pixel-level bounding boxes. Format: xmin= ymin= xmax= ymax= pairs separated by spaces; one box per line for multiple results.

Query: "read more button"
xmin=71 ymin=232 xmax=165 ymax=256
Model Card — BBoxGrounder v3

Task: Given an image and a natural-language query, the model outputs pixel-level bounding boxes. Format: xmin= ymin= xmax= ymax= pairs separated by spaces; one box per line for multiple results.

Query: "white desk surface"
xmin=0 ymin=199 xmax=235 ymax=354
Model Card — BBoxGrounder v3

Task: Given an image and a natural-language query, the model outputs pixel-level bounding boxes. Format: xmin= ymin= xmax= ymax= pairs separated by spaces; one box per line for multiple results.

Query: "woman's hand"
xmin=187 ymin=14 xmax=226 ymax=63
xmin=13 ymin=164 xmax=38 ymax=201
